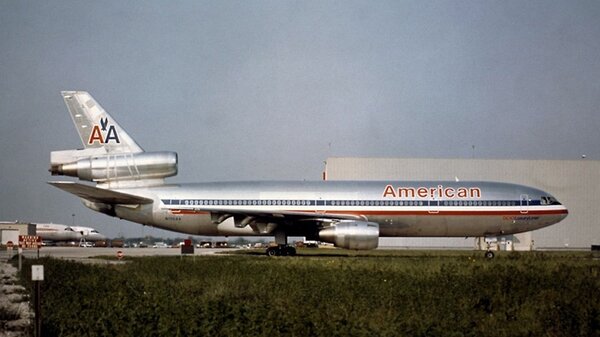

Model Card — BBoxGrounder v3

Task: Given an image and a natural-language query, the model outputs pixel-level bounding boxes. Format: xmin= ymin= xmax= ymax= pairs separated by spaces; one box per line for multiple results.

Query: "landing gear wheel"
xmin=286 ymin=246 xmax=296 ymax=256
xmin=266 ymin=247 xmax=278 ymax=256
xmin=265 ymin=245 xmax=296 ymax=257
xmin=484 ymin=250 xmax=495 ymax=259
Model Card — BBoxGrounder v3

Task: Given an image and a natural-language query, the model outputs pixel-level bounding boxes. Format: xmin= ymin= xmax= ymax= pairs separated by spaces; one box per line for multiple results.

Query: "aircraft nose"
xmin=555 ymin=202 xmax=569 ymax=221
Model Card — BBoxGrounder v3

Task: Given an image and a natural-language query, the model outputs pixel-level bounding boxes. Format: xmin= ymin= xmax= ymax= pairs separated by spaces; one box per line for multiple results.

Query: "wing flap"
xmin=167 ymin=206 xmax=365 ymax=223
xmin=49 ymin=181 xmax=152 ymax=205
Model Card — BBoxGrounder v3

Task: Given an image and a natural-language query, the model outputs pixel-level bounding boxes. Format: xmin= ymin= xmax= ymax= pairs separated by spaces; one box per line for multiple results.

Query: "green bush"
xmin=18 ymin=252 xmax=600 ymax=337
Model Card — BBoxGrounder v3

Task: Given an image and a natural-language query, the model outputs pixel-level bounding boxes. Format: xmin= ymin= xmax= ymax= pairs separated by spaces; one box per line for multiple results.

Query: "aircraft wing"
xmin=227 ymin=209 xmax=366 ymax=222
xmin=48 ymin=181 xmax=153 ymax=205
xmin=175 ymin=206 xmax=366 ymax=228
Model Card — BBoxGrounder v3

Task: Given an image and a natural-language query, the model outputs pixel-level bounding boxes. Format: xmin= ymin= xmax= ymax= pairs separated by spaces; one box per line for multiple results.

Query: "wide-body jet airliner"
xmin=49 ymin=92 xmax=568 ymax=257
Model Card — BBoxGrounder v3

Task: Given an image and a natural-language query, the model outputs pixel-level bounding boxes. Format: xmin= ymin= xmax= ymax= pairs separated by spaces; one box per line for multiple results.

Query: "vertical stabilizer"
xmin=51 ymin=91 xmax=176 ymax=188
xmin=61 ymin=91 xmax=143 ymax=154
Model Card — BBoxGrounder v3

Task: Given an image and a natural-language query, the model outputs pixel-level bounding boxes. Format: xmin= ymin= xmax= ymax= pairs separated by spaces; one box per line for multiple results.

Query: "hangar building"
xmin=0 ymin=221 xmax=36 ymax=246
xmin=325 ymin=157 xmax=599 ymax=249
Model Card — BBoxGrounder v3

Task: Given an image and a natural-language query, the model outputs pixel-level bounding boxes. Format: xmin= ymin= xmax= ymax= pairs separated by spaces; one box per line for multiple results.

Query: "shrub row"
xmin=18 ymin=252 xmax=600 ymax=337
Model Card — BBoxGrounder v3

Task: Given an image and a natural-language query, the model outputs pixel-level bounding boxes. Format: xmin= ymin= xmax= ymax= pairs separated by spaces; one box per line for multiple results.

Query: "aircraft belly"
xmin=378 ymin=213 xmax=563 ymax=237
xmin=152 ymin=210 xmax=217 ymax=235
xmin=145 ymin=209 xmax=258 ymax=236
xmin=444 ymin=216 xmax=501 ymax=236
xmin=376 ymin=215 xmax=448 ymax=236
xmin=376 ymin=214 xmax=509 ymax=237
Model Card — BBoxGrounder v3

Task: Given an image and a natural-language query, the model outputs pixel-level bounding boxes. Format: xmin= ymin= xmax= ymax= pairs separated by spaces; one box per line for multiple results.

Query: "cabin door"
xmin=428 ymin=196 xmax=440 ymax=214
xmin=520 ymin=194 xmax=529 ymax=214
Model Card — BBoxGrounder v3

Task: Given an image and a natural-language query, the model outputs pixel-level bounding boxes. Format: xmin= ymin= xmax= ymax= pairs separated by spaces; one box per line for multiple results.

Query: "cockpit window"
xmin=541 ymin=196 xmax=561 ymax=205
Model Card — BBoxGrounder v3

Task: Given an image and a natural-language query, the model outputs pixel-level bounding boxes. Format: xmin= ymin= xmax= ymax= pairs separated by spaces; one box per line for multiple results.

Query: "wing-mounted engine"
xmin=50 ymin=149 xmax=177 ymax=183
xmin=319 ymin=221 xmax=379 ymax=250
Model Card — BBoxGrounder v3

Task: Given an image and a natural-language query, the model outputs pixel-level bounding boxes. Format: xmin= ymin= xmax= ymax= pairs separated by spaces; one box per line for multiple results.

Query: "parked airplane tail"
xmin=61 ymin=91 xmax=144 ymax=153
xmin=50 ymin=91 xmax=177 ymax=187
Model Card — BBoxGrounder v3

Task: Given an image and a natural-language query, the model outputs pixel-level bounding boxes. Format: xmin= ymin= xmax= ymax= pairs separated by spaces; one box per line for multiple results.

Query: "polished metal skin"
xmin=51 ymin=151 xmax=177 ymax=182
xmin=319 ymin=221 xmax=379 ymax=249
xmin=49 ymin=92 xmax=569 ymax=250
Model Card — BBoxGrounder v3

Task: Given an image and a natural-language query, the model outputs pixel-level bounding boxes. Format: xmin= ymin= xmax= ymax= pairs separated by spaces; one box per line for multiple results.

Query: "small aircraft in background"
xmin=70 ymin=226 xmax=106 ymax=242
xmin=34 ymin=223 xmax=106 ymax=243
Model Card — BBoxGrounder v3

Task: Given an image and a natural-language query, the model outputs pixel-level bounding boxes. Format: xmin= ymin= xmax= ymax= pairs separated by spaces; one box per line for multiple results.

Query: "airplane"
xmin=34 ymin=223 xmax=106 ymax=242
xmin=48 ymin=91 xmax=568 ymax=257
xmin=70 ymin=226 xmax=107 ymax=242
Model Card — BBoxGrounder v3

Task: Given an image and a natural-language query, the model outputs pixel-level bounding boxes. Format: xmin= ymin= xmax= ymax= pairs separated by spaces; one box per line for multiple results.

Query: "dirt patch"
xmin=0 ymin=259 xmax=32 ymax=337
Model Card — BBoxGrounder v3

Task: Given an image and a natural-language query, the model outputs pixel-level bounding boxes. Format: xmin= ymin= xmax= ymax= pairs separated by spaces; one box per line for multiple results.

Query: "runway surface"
xmin=2 ymin=247 xmax=231 ymax=263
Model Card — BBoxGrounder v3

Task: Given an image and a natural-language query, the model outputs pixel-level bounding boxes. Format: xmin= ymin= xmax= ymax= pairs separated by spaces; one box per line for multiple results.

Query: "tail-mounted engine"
xmin=319 ymin=221 xmax=379 ymax=250
xmin=50 ymin=150 xmax=177 ymax=183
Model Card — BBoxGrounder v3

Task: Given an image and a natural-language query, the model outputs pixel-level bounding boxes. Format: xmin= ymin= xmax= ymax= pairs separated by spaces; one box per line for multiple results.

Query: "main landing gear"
xmin=266 ymin=245 xmax=297 ymax=256
xmin=484 ymin=250 xmax=495 ymax=259
xmin=265 ymin=229 xmax=296 ymax=256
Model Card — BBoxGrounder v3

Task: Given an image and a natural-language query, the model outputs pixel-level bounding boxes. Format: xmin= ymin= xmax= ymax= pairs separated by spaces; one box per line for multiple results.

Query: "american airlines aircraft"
xmin=49 ymin=91 xmax=568 ymax=257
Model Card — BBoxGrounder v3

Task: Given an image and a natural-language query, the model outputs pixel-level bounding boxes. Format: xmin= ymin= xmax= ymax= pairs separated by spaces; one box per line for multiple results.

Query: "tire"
xmin=484 ymin=251 xmax=495 ymax=259
xmin=286 ymin=246 xmax=297 ymax=256
xmin=266 ymin=247 xmax=278 ymax=256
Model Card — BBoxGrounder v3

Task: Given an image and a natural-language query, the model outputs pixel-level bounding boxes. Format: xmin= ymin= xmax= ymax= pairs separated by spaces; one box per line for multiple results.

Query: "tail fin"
xmin=61 ymin=91 xmax=143 ymax=154
xmin=51 ymin=91 xmax=177 ymax=187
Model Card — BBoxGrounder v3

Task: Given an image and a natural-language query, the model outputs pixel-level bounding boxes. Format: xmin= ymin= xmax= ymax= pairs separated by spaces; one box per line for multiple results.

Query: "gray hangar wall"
xmin=325 ymin=157 xmax=599 ymax=249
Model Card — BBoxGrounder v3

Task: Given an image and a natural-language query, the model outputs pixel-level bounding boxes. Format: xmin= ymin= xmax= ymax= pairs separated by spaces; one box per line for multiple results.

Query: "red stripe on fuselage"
xmin=170 ymin=210 xmax=210 ymax=215
xmin=293 ymin=209 xmax=568 ymax=217
xmin=168 ymin=208 xmax=567 ymax=217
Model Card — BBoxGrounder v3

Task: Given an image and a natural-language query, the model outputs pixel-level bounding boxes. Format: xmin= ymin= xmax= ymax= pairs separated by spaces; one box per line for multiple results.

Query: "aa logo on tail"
xmin=88 ymin=117 xmax=120 ymax=144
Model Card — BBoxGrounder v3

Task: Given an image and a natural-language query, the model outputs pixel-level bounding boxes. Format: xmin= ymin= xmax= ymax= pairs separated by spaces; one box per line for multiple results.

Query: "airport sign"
xmin=31 ymin=265 xmax=44 ymax=281
xmin=19 ymin=235 xmax=41 ymax=249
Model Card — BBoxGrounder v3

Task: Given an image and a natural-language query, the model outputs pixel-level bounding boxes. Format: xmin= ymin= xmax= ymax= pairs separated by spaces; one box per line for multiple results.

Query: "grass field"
xmin=17 ymin=250 xmax=600 ymax=337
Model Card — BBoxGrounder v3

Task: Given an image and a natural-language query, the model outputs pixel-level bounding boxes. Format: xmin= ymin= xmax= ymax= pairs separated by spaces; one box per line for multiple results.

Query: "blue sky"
xmin=1 ymin=1 xmax=599 ymax=238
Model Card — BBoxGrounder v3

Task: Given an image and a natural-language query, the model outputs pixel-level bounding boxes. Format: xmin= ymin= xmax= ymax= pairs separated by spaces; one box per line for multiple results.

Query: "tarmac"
xmin=2 ymin=247 xmax=232 ymax=264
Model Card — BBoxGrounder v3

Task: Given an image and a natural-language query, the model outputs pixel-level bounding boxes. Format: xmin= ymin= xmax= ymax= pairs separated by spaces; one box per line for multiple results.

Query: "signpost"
xmin=6 ymin=240 xmax=13 ymax=259
xmin=18 ymin=235 xmax=42 ymax=271
xmin=181 ymin=239 xmax=194 ymax=255
xmin=32 ymin=265 xmax=43 ymax=337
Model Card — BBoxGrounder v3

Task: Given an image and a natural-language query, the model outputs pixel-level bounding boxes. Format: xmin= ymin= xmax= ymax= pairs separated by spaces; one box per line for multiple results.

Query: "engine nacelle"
xmin=50 ymin=151 xmax=178 ymax=182
xmin=319 ymin=221 xmax=379 ymax=250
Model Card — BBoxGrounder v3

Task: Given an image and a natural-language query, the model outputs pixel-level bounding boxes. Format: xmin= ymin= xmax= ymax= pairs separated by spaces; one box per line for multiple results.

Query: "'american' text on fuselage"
xmin=382 ymin=185 xmax=482 ymax=200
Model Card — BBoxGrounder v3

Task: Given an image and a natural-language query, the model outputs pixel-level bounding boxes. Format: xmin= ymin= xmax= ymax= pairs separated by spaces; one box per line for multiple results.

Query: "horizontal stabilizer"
xmin=48 ymin=181 xmax=153 ymax=205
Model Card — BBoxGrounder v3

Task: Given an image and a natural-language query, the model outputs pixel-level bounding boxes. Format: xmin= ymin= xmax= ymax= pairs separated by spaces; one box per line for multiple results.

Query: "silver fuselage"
xmin=111 ymin=180 xmax=567 ymax=237
xmin=50 ymin=92 xmax=569 ymax=244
